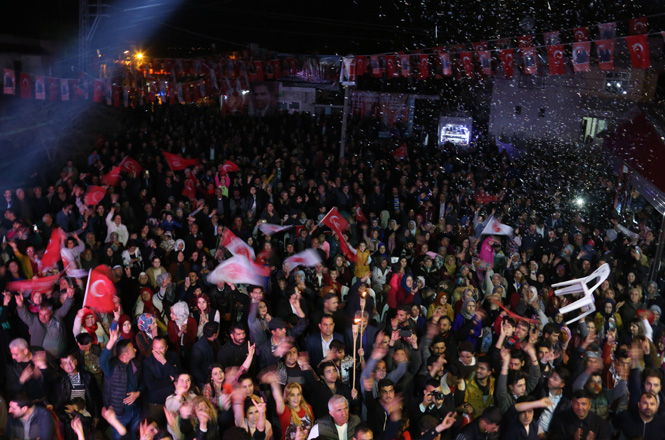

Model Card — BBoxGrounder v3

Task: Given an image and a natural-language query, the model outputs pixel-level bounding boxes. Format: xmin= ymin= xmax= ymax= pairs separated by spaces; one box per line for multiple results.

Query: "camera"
xmin=398 ymin=329 xmax=412 ymax=338
xmin=430 ymin=390 xmax=444 ymax=400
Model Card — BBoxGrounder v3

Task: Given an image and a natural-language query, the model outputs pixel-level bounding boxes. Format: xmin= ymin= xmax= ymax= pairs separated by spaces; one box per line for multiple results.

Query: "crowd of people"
xmin=0 ymin=104 xmax=663 ymax=440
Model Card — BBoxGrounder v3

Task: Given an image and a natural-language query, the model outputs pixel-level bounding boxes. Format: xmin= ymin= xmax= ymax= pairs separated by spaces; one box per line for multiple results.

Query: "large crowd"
xmin=0 ymin=104 xmax=663 ymax=440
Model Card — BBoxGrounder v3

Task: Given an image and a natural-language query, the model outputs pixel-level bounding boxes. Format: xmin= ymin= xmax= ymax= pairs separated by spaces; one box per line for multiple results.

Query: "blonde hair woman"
xmin=274 ymin=382 xmax=314 ymax=440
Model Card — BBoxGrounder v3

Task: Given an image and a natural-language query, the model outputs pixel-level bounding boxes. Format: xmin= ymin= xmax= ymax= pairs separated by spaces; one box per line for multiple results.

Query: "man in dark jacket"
xmin=548 ymin=390 xmax=610 ymax=440
xmin=614 ymin=392 xmax=665 ymax=440
xmin=51 ymin=351 xmax=102 ymax=429
xmin=6 ymin=393 xmax=55 ymax=440
xmin=308 ymin=395 xmax=361 ymax=440
xmin=305 ymin=314 xmax=344 ymax=367
xmin=454 ymin=406 xmax=501 ymax=440
xmin=190 ymin=322 xmax=220 ymax=387
xmin=99 ymin=329 xmax=142 ymax=440
xmin=218 ymin=322 xmax=250 ymax=368
xmin=142 ymin=336 xmax=180 ymax=423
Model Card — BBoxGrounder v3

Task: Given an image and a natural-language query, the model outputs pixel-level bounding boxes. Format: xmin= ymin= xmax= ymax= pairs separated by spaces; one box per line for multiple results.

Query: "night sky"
xmin=2 ymin=0 xmax=659 ymax=58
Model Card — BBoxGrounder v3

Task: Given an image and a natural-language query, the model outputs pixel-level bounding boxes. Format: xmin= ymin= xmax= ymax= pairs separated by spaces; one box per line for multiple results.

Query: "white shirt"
xmin=321 ymin=334 xmax=334 ymax=359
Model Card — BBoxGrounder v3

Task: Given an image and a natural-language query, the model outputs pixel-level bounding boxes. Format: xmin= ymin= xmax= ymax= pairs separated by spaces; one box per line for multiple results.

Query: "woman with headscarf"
xmin=452 ymin=297 xmax=483 ymax=348
xmin=387 ymin=273 xmax=419 ymax=309
xmin=136 ymin=313 xmax=159 ymax=359
xmin=594 ymin=298 xmax=624 ymax=338
xmin=168 ymin=300 xmax=197 ymax=355
xmin=73 ymin=307 xmax=108 ymax=346
xmin=169 ymin=251 xmax=191 ymax=285
xmin=427 ymin=290 xmax=454 ymax=321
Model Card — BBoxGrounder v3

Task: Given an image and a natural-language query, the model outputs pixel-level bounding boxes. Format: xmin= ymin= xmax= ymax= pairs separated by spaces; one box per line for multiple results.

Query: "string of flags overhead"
xmin=2 ymin=15 xmax=662 ymax=105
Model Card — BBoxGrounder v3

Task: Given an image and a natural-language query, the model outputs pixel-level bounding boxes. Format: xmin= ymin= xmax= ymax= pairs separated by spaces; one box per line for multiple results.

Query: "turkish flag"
xmin=48 ymin=78 xmax=58 ymax=101
xmin=547 ymin=45 xmax=566 ymax=75
xmin=221 ymin=228 xmax=256 ymax=260
xmin=500 ymin=50 xmax=515 ymax=78
xmin=182 ymin=177 xmax=197 ymax=200
xmin=272 ymin=60 xmax=281 ymax=79
xmin=220 ymin=160 xmax=240 ymax=174
xmin=400 ymin=55 xmax=410 ymax=77
xmin=163 ymin=151 xmax=200 ymax=171
xmin=263 ymin=61 xmax=273 ymax=80
xmin=84 ymin=265 xmax=117 ymax=312
xmin=34 ymin=76 xmax=45 ymax=100
xmin=40 ymin=228 xmax=62 ymax=270
xmin=254 ymin=61 xmax=264 ymax=82
xmin=184 ymin=85 xmax=192 ymax=103
xmin=521 ymin=47 xmax=538 ymax=75
xmin=119 ymin=156 xmax=142 ymax=174
xmin=573 ymin=27 xmax=588 ymax=42
xmin=207 ymin=256 xmax=266 ymax=286
xmin=19 ymin=73 xmax=31 ymax=99
xmin=356 ymin=56 xmax=367 ymax=76
xmin=8 ymin=273 xmax=61 ymax=294
xmin=84 ymin=185 xmax=106 ymax=206
xmin=481 ymin=216 xmax=513 ymax=236
xmin=112 ymin=86 xmax=121 ymax=107
xmin=418 ymin=54 xmax=429 ymax=79
xmin=459 ymin=52 xmax=473 ymax=77
xmin=572 ymin=42 xmax=591 ymax=72
xmin=3 ymin=68 xmax=15 ymax=95
xmin=93 ymin=80 xmax=104 ymax=103
xmin=392 ymin=143 xmax=408 ymax=158
xmin=258 ymin=223 xmax=292 ymax=235
xmin=629 ymin=17 xmax=648 ymax=35
xmin=101 ymin=166 xmax=122 ymax=186
xmin=595 ymin=39 xmax=615 ymax=71
xmin=192 ymin=83 xmax=201 ymax=101
xmin=60 ymin=79 xmax=70 ymax=101
xmin=337 ymin=233 xmax=357 ymax=264
xmin=356 ymin=202 xmax=368 ymax=223
xmin=473 ymin=41 xmax=488 ymax=52
xmin=518 ymin=35 xmax=534 ymax=48
xmin=385 ymin=55 xmax=396 ymax=78
xmin=441 ymin=52 xmax=452 ymax=76
xmin=320 ymin=207 xmax=349 ymax=233
xmin=626 ymin=35 xmax=650 ymax=69
xmin=284 ymin=249 xmax=322 ymax=272
xmin=496 ymin=39 xmax=511 ymax=50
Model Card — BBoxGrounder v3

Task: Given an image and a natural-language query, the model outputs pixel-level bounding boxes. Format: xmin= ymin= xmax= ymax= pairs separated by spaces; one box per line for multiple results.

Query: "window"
xmin=604 ymin=72 xmax=629 ymax=95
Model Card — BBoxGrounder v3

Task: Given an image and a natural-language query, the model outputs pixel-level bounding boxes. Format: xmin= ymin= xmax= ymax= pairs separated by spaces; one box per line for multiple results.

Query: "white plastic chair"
xmin=553 ymin=263 xmax=610 ymax=325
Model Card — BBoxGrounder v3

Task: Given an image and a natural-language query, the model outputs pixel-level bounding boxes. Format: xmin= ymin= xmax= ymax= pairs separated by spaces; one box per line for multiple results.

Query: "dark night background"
xmin=2 ymin=0 xmax=661 ymax=57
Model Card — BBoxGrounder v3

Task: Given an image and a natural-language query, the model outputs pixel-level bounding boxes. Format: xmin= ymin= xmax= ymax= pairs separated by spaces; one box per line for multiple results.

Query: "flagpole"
xmin=81 ymin=269 xmax=92 ymax=308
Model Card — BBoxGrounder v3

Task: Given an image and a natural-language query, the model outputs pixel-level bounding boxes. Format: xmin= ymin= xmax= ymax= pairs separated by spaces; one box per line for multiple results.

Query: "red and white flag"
xmin=84 ymin=185 xmax=106 ymax=206
xmin=112 ymin=86 xmax=121 ymax=107
xmin=221 ymin=228 xmax=256 ymax=260
xmin=356 ymin=56 xmax=367 ymax=77
xmin=626 ymin=35 xmax=650 ymax=69
xmin=595 ymin=40 xmax=615 ymax=71
xmin=101 ymin=166 xmax=122 ymax=186
xmin=320 ymin=207 xmax=349 ymax=233
xmin=392 ymin=143 xmax=408 ymax=158
xmin=207 ymin=256 xmax=266 ymax=286
xmin=355 ymin=202 xmax=368 ymax=223
xmin=284 ymin=249 xmax=322 ymax=271
xmin=482 ymin=216 xmax=513 ymax=236
xmin=500 ymin=49 xmax=515 ymax=78
xmin=629 ymin=17 xmax=648 ymax=35
xmin=220 ymin=160 xmax=240 ymax=174
xmin=3 ymin=68 xmax=15 ymax=95
xmin=337 ymin=233 xmax=357 ymax=263
xmin=8 ymin=273 xmax=61 ymax=294
xmin=39 ymin=228 xmax=63 ymax=271
xmin=399 ymin=55 xmax=410 ymax=78
xmin=416 ymin=54 xmax=427 ymax=80
xmin=258 ymin=223 xmax=292 ymax=235
xmin=34 ymin=76 xmax=45 ymax=100
xmin=573 ymin=27 xmax=588 ymax=42
xmin=60 ymin=79 xmax=69 ymax=101
xmin=48 ymin=78 xmax=58 ymax=101
xmin=521 ymin=47 xmax=538 ymax=75
xmin=440 ymin=52 xmax=452 ymax=76
xmin=385 ymin=55 xmax=396 ymax=78
xmin=83 ymin=265 xmax=117 ymax=312
xmin=19 ymin=73 xmax=31 ymax=99
xmin=163 ymin=151 xmax=200 ymax=171
xmin=119 ymin=156 xmax=143 ymax=174
xmin=547 ymin=45 xmax=566 ymax=75
xmin=518 ymin=35 xmax=534 ymax=48
xmin=478 ymin=50 xmax=492 ymax=75
xmin=460 ymin=52 xmax=474 ymax=77
xmin=182 ymin=177 xmax=197 ymax=200
xmin=572 ymin=42 xmax=591 ymax=72
xmin=473 ymin=41 xmax=488 ymax=52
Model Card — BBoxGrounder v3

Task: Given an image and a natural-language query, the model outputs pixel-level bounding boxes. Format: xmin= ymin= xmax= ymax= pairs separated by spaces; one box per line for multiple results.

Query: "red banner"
xmin=34 ymin=76 xmax=45 ymax=100
xmin=48 ymin=78 xmax=58 ymax=101
xmin=418 ymin=54 xmax=429 ymax=79
xmin=3 ymin=68 xmax=15 ymax=95
xmin=629 ymin=17 xmax=648 ymax=35
xmin=385 ymin=55 xmax=396 ymax=78
xmin=119 ymin=156 xmax=143 ymax=174
xmin=500 ymin=49 xmax=515 ymax=78
xmin=40 ymin=228 xmax=62 ymax=270
xmin=478 ymin=51 xmax=492 ymax=75
xmin=521 ymin=47 xmax=538 ymax=75
xmin=101 ymin=166 xmax=122 ymax=186
xmin=595 ymin=39 xmax=615 ymax=71
xmin=573 ymin=27 xmax=588 ymax=41
xmin=547 ymin=45 xmax=566 ymax=75
xmin=163 ymin=151 xmax=200 ymax=171
xmin=572 ymin=42 xmax=591 ymax=72
xmin=19 ymin=73 xmax=31 ymax=99
xmin=399 ymin=55 xmax=410 ymax=77
xmin=626 ymin=35 xmax=650 ymax=69
xmin=320 ymin=207 xmax=349 ymax=232
xmin=84 ymin=265 xmax=117 ymax=313
xmin=441 ymin=52 xmax=452 ymax=76
xmin=84 ymin=186 xmax=106 ymax=206
xmin=460 ymin=52 xmax=473 ymax=77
